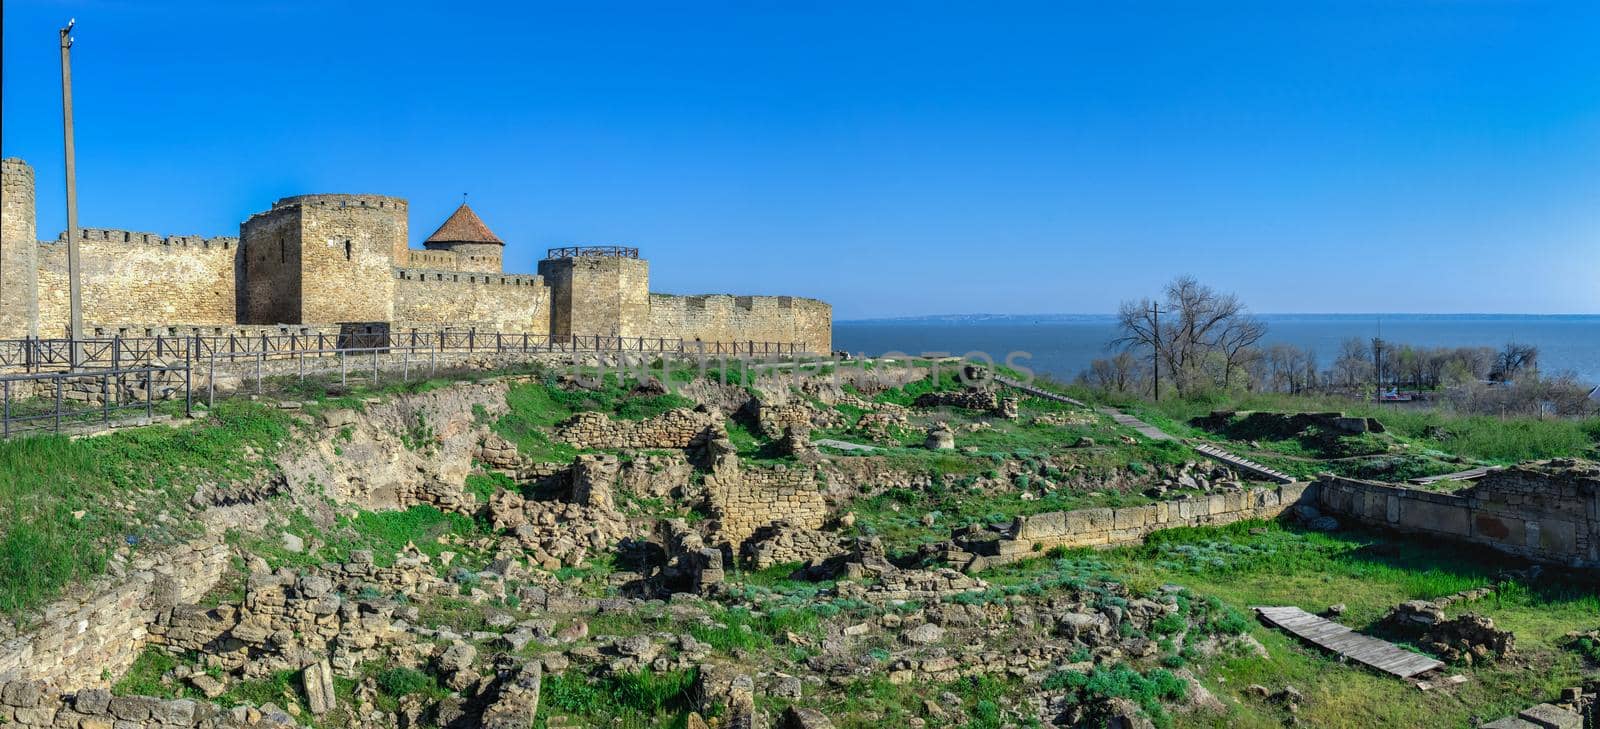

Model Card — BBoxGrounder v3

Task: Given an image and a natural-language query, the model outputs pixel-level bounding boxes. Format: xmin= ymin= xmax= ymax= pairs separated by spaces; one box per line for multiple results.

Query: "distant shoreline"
xmin=840 ymin=313 xmax=1600 ymax=325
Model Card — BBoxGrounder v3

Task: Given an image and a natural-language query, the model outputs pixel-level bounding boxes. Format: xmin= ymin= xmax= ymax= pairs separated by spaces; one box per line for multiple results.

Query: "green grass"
xmin=985 ymin=520 xmax=1600 ymax=729
xmin=0 ymin=401 xmax=294 ymax=621
xmin=112 ymin=647 xmax=185 ymax=698
xmin=492 ymin=374 xmax=696 ymax=462
xmin=239 ymin=504 xmax=488 ymax=572
xmin=538 ymin=668 xmax=698 ymax=728
xmin=1105 ymin=390 xmax=1599 ymax=465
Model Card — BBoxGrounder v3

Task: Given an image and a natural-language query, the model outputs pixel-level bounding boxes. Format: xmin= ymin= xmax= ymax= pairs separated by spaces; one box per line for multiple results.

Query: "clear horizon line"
xmin=838 ymin=311 xmax=1600 ymax=322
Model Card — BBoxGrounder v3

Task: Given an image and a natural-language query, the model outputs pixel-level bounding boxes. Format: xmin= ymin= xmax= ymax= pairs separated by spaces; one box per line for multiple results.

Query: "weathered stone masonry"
xmin=0 ymin=157 xmax=831 ymax=351
xmin=1315 ymin=461 xmax=1600 ymax=568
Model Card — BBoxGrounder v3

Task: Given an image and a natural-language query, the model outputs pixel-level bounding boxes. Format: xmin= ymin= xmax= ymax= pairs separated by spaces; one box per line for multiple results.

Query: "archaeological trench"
xmin=1 ymin=357 xmax=1597 ymax=729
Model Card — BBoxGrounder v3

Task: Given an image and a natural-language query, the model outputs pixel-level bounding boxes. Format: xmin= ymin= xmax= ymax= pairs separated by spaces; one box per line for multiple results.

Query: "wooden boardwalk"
xmin=991 ymin=376 xmax=1090 ymax=408
xmin=1100 ymin=408 xmax=1176 ymax=441
xmin=1408 ymin=466 xmax=1496 ymax=486
xmin=1254 ymin=606 xmax=1443 ymax=678
xmin=1193 ymin=443 xmax=1296 ymax=484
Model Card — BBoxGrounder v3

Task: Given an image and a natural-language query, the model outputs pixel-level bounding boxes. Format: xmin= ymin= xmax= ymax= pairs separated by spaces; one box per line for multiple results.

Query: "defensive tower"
xmin=240 ymin=194 xmax=407 ymax=325
xmin=0 ymin=159 xmax=40 ymax=337
xmin=537 ymin=246 xmax=651 ymax=339
xmin=421 ymin=203 xmax=503 ymax=274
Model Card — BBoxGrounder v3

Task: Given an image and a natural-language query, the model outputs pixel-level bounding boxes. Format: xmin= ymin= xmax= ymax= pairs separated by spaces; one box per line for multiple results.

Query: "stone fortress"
xmin=0 ymin=157 xmax=831 ymax=351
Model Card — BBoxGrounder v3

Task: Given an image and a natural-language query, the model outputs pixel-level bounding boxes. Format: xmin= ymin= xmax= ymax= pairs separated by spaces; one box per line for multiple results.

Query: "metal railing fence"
xmin=0 ymin=331 xmax=806 ymax=373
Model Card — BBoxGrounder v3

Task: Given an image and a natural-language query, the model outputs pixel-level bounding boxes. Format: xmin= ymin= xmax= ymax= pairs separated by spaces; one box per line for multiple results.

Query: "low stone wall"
xmin=554 ymin=408 xmax=724 ymax=450
xmin=1315 ymin=460 xmax=1600 ymax=568
xmin=742 ymin=521 xmax=842 ymax=569
xmin=706 ymin=461 xmax=829 ymax=551
xmin=966 ymin=483 xmax=1310 ymax=569
xmin=0 ymin=538 xmax=230 ymax=693
xmin=0 ymin=681 xmax=294 ymax=728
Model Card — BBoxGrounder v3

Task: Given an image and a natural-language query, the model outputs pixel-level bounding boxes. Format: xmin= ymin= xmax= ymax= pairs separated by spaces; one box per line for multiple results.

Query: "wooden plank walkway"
xmin=1254 ymin=606 xmax=1443 ymax=678
xmin=1100 ymin=408 xmax=1176 ymax=441
xmin=1193 ymin=443 xmax=1296 ymax=484
xmin=991 ymin=376 xmax=1090 ymax=408
xmin=1408 ymin=466 xmax=1495 ymax=486
xmin=814 ymin=438 xmax=878 ymax=453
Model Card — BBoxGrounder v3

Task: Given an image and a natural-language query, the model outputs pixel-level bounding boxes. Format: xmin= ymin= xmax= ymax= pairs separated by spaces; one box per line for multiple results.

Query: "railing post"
xmin=185 ymin=361 xmax=192 ymax=419
xmin=372 ymin=347 xmax=379 ymax=386
xmin=402 ymin=347 xmax=409 ymax=382
xmin=102 ymin=371 xmax=110 ymax=426
xmin=146 ymin=371 xmax=154 ymax=421
xmin=208 ymin=348 xmax=216 ymax=410
xmin=55 ymin=376 xmax=63 ymax=433
xmin=340 ymin=351 xmax=347 ymax=389
xmin=256 ymin=353 xmax=263 ymax=395
xmin=112 ymin=334 xmax=121 ymax=371
xmin=469 ymin=328 xmax=476 ymax=352
xmin=3 ymin=380 xmax=9 ymax=438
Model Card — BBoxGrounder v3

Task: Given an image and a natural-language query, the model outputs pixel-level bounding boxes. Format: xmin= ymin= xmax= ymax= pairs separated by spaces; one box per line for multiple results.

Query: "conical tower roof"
xmin=424 ymin=203 xmax=504 ymax=245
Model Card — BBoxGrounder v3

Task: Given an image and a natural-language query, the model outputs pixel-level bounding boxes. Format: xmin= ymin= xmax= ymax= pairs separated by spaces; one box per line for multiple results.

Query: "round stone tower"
xmin=422 ymin=203 xmax=503 ymax=273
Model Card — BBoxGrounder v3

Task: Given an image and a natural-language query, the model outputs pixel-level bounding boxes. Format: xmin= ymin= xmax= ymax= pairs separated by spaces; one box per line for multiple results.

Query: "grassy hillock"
xmin=0 ymin=401 xmax=295 ymax=620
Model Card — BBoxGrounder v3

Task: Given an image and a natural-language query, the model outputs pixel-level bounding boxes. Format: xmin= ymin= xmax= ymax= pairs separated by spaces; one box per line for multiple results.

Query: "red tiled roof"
xmin=424 ymin=203 xmax=503 ymax=245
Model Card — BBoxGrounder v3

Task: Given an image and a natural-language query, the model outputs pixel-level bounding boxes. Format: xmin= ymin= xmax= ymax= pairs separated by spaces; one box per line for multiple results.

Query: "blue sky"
xmin=3 ymin=1 xmax=1597 ymax=318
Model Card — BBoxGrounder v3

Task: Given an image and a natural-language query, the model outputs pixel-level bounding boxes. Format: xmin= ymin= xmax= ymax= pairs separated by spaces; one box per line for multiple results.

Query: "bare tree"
xmin=1491 ymin=342 xmax=1539 ymax=382
xmin=1084 ymin=351 xmax=1143 ymax=393
xmin=1332 ymin=337 xmax=1372 ymax=388
xmin=1113 ymin=275 xmax=1267 ymax=396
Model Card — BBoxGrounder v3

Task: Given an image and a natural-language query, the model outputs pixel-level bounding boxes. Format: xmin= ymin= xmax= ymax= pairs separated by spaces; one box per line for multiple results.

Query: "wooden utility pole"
xmin=60 ymin=19 xmax=83 ymax=366
xmin=1150 ymin=302 xmax=1162 ymax=401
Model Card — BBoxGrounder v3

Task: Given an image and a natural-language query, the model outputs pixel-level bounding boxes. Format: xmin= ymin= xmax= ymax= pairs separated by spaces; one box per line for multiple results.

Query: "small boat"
xmin=1377 ymin=388 xmax=1413 ymax=402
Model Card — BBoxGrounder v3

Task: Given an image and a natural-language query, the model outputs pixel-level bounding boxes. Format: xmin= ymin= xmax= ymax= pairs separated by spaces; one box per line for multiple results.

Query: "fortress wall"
xmin=404 ymin=247 xmax=502 ymax=275
xmin=35 ymin=229 xmax=239 ymax=334
xmin=646 ymin=293 xmax=832 ymax=352
xmin=538 ymin=256 xmax=651 ymax=338
xmin=1 ymin=159 xmax=39 ymax=338
xmin=393 ymin=268 xmax=551 ymax=333
xmin=294 ymin=196 xmax=405 ymax=324
xmin=240 ymin=205 xmax=302 ymax=324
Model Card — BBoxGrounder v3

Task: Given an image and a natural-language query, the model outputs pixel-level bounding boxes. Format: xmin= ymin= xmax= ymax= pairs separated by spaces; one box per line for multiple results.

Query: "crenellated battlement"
xmin=396 ymin=267 xmax=543 ymax=287
xmin=0 ymin=155 xmax=830 ymax=350
xmin=48 ymin=228 xmax=239 ymax=250
xmin=269 ymin=193 xmax=407 ymax=211
xmin=656 ymin=293 xmax=826 ymax=311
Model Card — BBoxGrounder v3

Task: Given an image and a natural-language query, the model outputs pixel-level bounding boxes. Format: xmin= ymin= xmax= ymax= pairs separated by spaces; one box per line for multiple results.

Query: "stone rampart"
xmin=393 ymin=268 xmax=550 ymax=333
xmin=35 ymin=229 xmax=240 ymax=335
xmin=966 ymin=483 xmax=1310 ymax=569
xmin=646 ymin=293 xmax=831 ymax=353
xmin=1315 ymin=461 xmax=1600 ymax=568
xmin=1 ymin=155 xmax=832 ymax=347
xmin=403 ymin=247 xmax=502 ymax=274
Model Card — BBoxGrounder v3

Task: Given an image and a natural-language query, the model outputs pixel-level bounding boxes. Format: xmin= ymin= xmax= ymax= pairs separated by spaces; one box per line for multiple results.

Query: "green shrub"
xmin=376 ymin=667 xmax=439 ymax=698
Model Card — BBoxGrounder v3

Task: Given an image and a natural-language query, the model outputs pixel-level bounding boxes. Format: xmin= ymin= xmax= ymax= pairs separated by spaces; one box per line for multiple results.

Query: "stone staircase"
xmin=1192 ymin=442 xmax=1296 ymax=484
